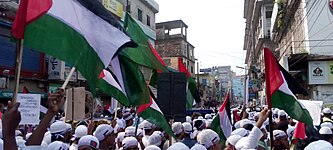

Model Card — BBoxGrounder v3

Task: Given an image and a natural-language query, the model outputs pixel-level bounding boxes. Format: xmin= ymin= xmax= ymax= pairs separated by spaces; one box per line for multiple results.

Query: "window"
xmin=146 ymin=15 xmax=150 ymax=26
xmin=191 ymin=66 xmax=194 ymax=73
xmin=138 ymin=9 xmax=143 ymax=22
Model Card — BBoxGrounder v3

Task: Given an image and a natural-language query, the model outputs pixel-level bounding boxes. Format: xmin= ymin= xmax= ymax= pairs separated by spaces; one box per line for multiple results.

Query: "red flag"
xmin=264 ymin=48 xmax=283 ymax=108
xmin=292 ymin=122 xmax=306 ymax=144
xmin=12 ymin=0 xmax=52 ymax=39
xmin=23 ymin=86 xmax=29 ymax=94
xmin=178 ymin=57 xmax=191 ymax=77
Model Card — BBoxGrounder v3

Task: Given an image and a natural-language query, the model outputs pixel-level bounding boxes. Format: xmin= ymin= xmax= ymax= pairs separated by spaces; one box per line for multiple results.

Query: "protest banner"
xmin=17 ymin=94 xmax=41 ymax=125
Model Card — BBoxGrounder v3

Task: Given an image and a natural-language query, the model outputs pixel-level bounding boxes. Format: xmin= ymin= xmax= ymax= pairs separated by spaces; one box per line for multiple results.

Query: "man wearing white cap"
xmin=48 ymin=141 xmax=70 ymax=150
xmin=50 ymin=121 xmax=71 ymax=144
xmin=93 ymin=124 xmax=115 ymax=150
xmin=181 ymin=122 xmax=196 ymax=148
xmin=272 ymin=130 xmax=289 ymax=150
xmin=322 ymin=108 xmax=333 ymax=123
xmin=142 ymin=120 xmax=156 ymax=147
xmin=70 ymin=125 xmax=88 ymax=150
xmin=121 ymin=137 xmax=139 ymax=150
xmin=78 ymin=135 xmax=99 ymax=150
xmin=123 ymin=113 xmax=134 ymax=128
xmin=172 ymin=122 xmax=184 ymax=143
xmin=225 ymin=135 xmax=241 ymax=150
xmin=319 ymin=126 xmax=333 ymax=144
xmin=197 ymin=129 xmax=221 ymax=150
xmin=304 ymin=140 xmax=333 ymax=150
xmin=167 ymin=142 xmax=189 ymax=150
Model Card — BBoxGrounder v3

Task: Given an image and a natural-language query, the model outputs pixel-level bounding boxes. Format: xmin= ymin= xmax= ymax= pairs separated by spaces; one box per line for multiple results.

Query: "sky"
xmin=155 ymin=0 xmax=247 ymax=75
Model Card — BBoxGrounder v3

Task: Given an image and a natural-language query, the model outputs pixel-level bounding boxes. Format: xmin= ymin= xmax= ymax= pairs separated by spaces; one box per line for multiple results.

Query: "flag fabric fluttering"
xmin=264 ymin=48 xmax=313 ymax=125
xmin=210 ymin=89 xmax=232 ymax=143
xmin=23 ymin=86 xmax=29 ymax=94
xmin=137 ymin=87 xmax=175 ymax=138
xmin=178 ymin=57 xmax=201 ymax=109
xmin=121 ymin=13 xmax=168 ymax=72
xmin=98 ymin=69 xmax=129 ymax=106
xmin=13 ymin=0 xmax=135 ymax=95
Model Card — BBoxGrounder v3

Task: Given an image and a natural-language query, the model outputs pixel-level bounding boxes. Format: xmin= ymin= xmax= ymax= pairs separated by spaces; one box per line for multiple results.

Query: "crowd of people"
xmin=2 ymin=89 xmax=333 ymax=150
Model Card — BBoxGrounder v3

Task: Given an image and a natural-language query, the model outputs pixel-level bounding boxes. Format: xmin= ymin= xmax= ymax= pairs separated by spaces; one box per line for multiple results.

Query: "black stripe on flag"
xmin=279 ymin=65 xmax=308 ymax=96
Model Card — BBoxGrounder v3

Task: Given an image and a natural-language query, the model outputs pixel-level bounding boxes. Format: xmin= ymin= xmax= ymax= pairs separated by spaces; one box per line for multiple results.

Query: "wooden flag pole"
xmin=12 ymin=39 xmax=25 ymax=103
xmin=268 ymin=108 xmax=273 ymax=150
xmin=134 ymin=107 xmax=139 ymax=136
xmin=61 ymin=67 xmax=76 ymax=89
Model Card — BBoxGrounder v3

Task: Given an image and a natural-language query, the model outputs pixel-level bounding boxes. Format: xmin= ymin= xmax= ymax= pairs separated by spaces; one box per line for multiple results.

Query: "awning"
xmin=288 ymin=53 xmax=308 ymax=71
xmin=0 ymin=90 xmax=48 ymax=99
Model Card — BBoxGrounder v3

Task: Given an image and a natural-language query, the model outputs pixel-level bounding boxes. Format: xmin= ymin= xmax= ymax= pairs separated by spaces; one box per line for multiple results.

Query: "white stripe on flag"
xmin=150 ymin=100 xmax=163 ymax=114
xmin=102 ymin=70 xmax=124 ymax=93
xmin=48 ymin=0 xmax=131 ymax=66
xmin=219 ymin=108 xmax=232 ymax=138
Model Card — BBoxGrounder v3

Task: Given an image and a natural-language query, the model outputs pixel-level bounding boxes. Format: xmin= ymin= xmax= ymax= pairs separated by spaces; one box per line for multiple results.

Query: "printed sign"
xmin=309 ymin=61 xmax=333 ymax=84
xmin=17 ymin=94 xmax=41 ymax=125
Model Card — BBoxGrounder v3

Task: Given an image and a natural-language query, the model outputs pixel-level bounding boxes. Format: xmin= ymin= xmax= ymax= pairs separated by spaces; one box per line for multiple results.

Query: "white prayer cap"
xmin=145 ymin=145 xmax=161 ymax=150
xmin=205 ymin=114 xmax=212 ymax=119
xmin=78 ymin=135 xmax=99 ymax=149
xmin=43 ymin=131 xmax=52 ymax=144
xmin=74 ymin=125 xmax=88 ymax=138
xmin=278 ymin=110 xmax=287 ymax=117
xmin=47 ymin=141 xmax=69 ymax=150
xmin=321 ymin=122 xmax=333 ymax=129
xmin=50 ymin=121 xmax=67 ymax=134
xmin=254 ymin=112 xmax=260 ymax=118
xmin=123 ymin=113 xmax=134 ymax=121
xmin=186 ymin=116 xmax=192 ymax=123
xmin=137 ymin=129 xmax=143 ymax=136
xmin=182 ymin=122 xmax=193 ymax=134
xmin=246 ymin=108 xmax=250 ymax=112
xmin=273 ymin=108 xmax=280 ymax=115
xmin=117 ymin=132 xmax=125 ymax=142
xmin=167 ymin=142 xmax=189 ymax=150
xmin=125 ymin=126 xmax=136 ymax=137
xmin=65 ymin=123 xmax=72 ymax=132
xmin=286 ymin=126 xmax=296 ymax=138
xmin=226 ymin=135 xmax=242 ymax=146
xmin=93 ymin=124 xmax=114 ymax=141
xmin=320 ymin=126 xmax=333 ymax=135
xmin=234 ymin=121 xmax=241 ymax=129
xmin=172 ymin=122 xmax=183 ymax=135
xmin=148 ymin=133 xmax=162 ymax=146
xmin=198 ymin=116 xmax=204 ymax=119
xmin=15 ymin=130 xmax=22 ymax=136
xmin=122 ymin=137 xmax=138 ymax=149
xmin=231 ymin=128 xmax=248 ymax=137
xmin=197 ymin=129 xmax=220 ymax=149
xmin=239 ymin=119 xmax=254 ymax=128
xmin=323 ymin=108 xmax=332 ymax=114
xmin=206 ymin=119 xmax=212 ymax=128
xmin=190 ymin=144 xmax=207 ymax=150
xmin=273 ymin=130 xmax=287 ymax=140
xmin=16 ymin=136 xmax=26 ymax=148
xmin=142 ymin=120 xmax=155 ymax=129
xmin=255 ymin=108 xmax=261 ymax=112
xmin=304 ymin=140 xmax=333 ymax=150
xmin=26 ymin=132 xmax=32 ymax=140
xmin=152 ymin=131 xmax=163 ymax=137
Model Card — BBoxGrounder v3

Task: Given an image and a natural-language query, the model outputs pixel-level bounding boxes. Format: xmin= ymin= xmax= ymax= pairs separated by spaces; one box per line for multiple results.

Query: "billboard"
xmin=308 ymin=61 xmax=333 ymax=84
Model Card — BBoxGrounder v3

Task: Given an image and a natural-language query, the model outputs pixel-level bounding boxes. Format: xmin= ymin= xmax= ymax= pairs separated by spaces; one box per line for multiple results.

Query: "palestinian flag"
xmin=121 ymin=13 xmax=168 ymax=72
xmin=12 ymin=0 xmax=134 ymax=95
xmin=98 ymin=69 xmax=129 ymax=106
xmin=178 ymin=57 xmax=201 ymax=109
xmin=264 ymin=48 xmax=313 ymax=125
xmin=210 ymin=89 xmax=232 ymax=143
xmin=137 ymin=88 xmax=175 ymax=138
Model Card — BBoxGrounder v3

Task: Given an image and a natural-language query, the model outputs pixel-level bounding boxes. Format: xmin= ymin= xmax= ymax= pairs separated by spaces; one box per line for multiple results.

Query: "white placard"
xmin=299 ymin=100 xmax=323 ymax=126
xmin=17 ymin=94 xmax=41 ymax=125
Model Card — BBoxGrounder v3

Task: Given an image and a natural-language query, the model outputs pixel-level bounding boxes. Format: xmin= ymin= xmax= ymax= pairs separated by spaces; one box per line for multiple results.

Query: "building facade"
xmin=244 ymin=0 xmax=333 ymax=105
xmin=155 ymin=20 xmax=196 ymax=76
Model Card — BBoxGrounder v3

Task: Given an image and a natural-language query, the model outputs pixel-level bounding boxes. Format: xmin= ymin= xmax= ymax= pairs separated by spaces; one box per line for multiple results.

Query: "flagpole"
xmin=12 ymin=39 xmax=24 ymax=104
xmin=134 ymin=107 xmax=139 ymax=136
xmin=61 ymin=67 xmax=76 ymax=89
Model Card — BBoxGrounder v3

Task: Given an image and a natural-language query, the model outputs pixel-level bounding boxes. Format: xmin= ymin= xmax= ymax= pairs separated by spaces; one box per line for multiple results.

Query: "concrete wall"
xmin=120 ymin=0 xmax=156 ymax=30
xmin=305 ymin=0 xmax=333 ymax=55
xmin=312 ymin=85 xmax=333 ymax=104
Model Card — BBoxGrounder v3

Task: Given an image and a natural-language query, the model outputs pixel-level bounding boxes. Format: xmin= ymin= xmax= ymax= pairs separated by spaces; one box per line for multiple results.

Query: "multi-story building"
xmin=155 ymin=20 xmax=196 ymax=76
xmin=243 ymin=0 xmax=276 ymax=102
xmin=232 ymin=75 xmax=245 ymax=103
xmin=244 ymin=0 xmax=333 ymax=104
